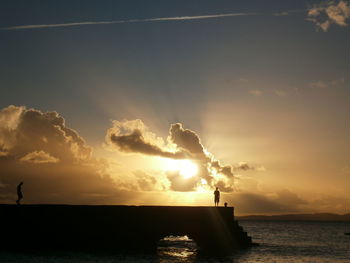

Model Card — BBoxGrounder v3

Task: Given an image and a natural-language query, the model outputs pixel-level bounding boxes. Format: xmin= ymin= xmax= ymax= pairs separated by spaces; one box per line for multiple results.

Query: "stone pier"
xmin=0 ymin=205 xmax=253 ymax=254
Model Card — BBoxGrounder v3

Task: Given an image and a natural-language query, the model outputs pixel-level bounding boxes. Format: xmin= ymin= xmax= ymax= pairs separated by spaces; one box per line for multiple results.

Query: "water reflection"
xmin=157 ymin=235 xmax=198 ymax=262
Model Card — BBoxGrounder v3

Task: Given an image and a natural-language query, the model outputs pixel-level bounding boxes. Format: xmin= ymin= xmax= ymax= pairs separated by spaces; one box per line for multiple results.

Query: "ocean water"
xmin=1 ymin=221 xmax=350 ymax=262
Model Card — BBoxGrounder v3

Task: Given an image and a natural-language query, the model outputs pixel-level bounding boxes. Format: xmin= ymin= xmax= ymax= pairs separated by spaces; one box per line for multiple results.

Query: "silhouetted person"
xmin=16 ymin=182 xmax=23 ymax=205
xmin=224 ymin=202 xmax=228 ymax=207
xmin=214 ymin=187 xmax=220 ymax=207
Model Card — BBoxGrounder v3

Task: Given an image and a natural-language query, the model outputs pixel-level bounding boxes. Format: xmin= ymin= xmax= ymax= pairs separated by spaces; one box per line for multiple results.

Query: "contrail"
xmin=0 ymin=12 xmax=257 ymax=31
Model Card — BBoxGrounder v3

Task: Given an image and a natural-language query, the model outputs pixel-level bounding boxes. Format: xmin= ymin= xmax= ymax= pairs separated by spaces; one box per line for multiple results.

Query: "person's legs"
xmin=17 ymin=195 xmax=22 ymax=205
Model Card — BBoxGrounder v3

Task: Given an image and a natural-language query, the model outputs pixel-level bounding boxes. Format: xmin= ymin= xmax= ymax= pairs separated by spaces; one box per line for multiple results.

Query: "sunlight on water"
xmin=157 ymin=235 xmax=197 ymax=262
xmin=162 ymin=235 xmax=191 ymax=241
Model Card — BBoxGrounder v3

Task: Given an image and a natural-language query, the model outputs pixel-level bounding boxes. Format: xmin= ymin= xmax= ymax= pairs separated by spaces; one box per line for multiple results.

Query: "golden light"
xmin=164 ymin=159 xmax=198 ymax=179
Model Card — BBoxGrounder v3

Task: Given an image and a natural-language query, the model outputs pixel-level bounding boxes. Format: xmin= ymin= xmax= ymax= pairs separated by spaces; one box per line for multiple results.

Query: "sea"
xmin=1 ymin=221 xmax=350 ymax=263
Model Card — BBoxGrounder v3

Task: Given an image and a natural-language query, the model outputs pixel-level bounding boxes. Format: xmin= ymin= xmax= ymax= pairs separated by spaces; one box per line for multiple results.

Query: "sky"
xmin=1 ymin=0 xmax=350 ymax=215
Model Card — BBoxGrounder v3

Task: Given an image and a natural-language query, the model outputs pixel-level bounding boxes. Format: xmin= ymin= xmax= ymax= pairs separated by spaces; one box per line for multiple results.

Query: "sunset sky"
xmin=1 ymin=0 xmax=350 ymax=215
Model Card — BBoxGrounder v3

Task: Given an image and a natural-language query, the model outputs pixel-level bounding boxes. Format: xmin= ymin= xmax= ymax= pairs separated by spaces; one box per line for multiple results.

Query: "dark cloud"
xmin=106 ymin=119 xmax=262 ymax=193
xmin=169 ymin=123 xmax=206 ymax=158
xmin=211 ymin=161 xmax=234 ymax=177
xmin=232 ymin=162 xmax=266 ymax=172
xmin=109 ymin=130 xmax=185 ymax=159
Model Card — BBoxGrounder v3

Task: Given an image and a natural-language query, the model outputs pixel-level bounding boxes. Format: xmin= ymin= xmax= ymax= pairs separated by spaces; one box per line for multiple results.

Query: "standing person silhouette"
xmin=214 ymin=187 xmax=220 ymax=207
xmin=16 ymin=182 xmax=23 ymax=205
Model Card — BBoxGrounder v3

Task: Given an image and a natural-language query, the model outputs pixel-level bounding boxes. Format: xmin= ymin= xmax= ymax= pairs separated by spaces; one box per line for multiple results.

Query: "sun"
xmin=164 ymin=159 xmax=198 ymax=179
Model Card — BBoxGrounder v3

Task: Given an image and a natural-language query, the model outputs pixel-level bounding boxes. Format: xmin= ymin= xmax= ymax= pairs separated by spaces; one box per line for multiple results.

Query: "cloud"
xmin=0 ymin=105 xmax=92 ymax=162
xmin=0 ymin=13 xmax=256 ymax=31
xmin=311 ymin=195 xmax=350 ymax=213
xmin=166 ymin=171 xmax=199 ymax=192
xmin=106 ymin=119 xmax=185 ymax=159
xmin=310 ymin=80 xmax=328 ymax=89
xmin=274 ymin=90 xmax=288 ymax=97
xmin=0 ymin=105 xmax=126 ymax=204
xmin=249 ymin=90 xmax=263 ymax=96
xmin=309 ymin=78 xmax=345 ymax=89
xmin=307 ymin=0 xmax=350 ymax=31
xmin=0 ymin=104 xmax=262 ymax=205
xmin=226 ymin=161 xmax=265 ymax=172
xmin=133 ymin=170 xmax=160 ymax=191
xmin=169 ymin=123 xmax=206 ymax=159
xmin=20 ymin=150 xmax=59 ymax=164
xmin=225 ymin=190 xmax=308 ymax=214
xmin=106 ymin=120 xmax=258 ymax=192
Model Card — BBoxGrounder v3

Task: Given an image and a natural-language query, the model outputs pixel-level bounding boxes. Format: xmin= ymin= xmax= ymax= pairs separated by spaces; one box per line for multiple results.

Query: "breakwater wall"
xmin=0 ymin=205 xmax=253 ymax=254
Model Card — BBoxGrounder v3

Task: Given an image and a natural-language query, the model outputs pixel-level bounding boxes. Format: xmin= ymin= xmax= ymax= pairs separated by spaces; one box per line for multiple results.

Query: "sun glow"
xmin=164 ymin=159 xmax=198 ymax=179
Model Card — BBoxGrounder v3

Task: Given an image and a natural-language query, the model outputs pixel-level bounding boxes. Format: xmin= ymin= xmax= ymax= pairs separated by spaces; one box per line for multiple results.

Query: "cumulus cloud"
xmin=0 ymin=105 xmax=124 ymax=204
xmin=0 ymin=105 xmax=92 ymax=163
xmin=20 ymin=150 xmax=59 ymax=164
xmin=106 ymin=119 xmax=186 ymax=159
xmin=168 ymin=123 xmax=206 ymax=158
xmin=307 ymin=0 xmax=350 ymax=31
xmin=133 ymin=170 xmax=166 ymax=192
xmin=106 ymin=120 xmax=260 ymax=193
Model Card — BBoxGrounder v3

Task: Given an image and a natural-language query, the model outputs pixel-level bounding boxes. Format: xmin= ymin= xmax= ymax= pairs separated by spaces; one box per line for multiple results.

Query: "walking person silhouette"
xmin=16 ymin=182 xmax=23 ymax=205
xmin=214 ymin=187 xmax=220 ymax=207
